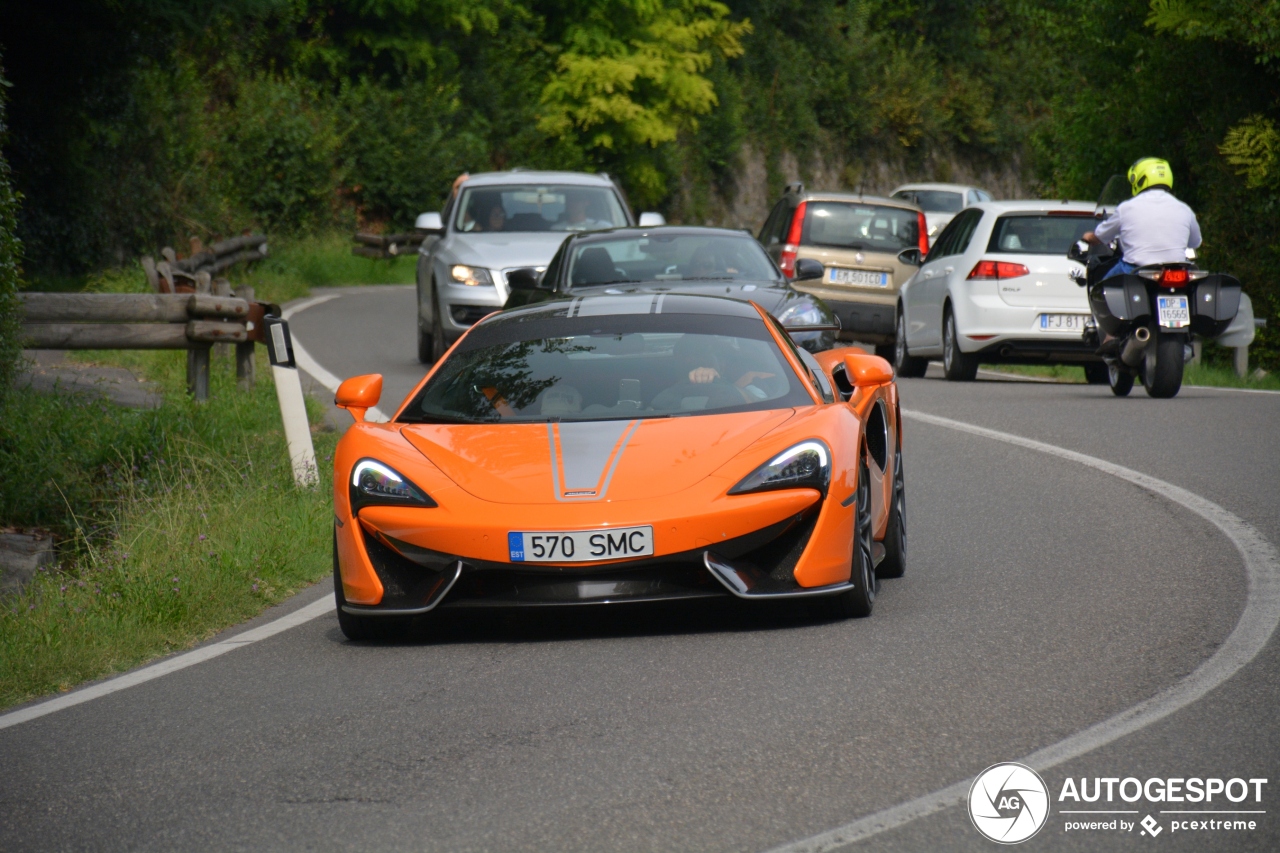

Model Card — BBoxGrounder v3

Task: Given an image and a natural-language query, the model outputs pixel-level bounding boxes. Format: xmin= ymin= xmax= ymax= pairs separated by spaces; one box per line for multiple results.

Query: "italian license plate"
xmin=508 ymin=526 xmax=654 ymax=563
xmin=1038 ymin=313 xmax=1089 ymax=331
xmin=1157 ymin=295 xmax=1190 ymax=328
xmin=828 ymin=268 xmax=888 ymax=287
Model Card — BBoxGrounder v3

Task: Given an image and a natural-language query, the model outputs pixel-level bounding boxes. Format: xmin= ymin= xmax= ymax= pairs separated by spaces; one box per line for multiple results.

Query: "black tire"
xmin=1143 ymin=334 xmax=1184 ymax=398
xmin=417 ymin=317 xmax=433 ymax=364
xmin=1108 ymin=362 xmax=1134 ymax=397
xmin=893 ymin=310 xmax=928 ymax=378
xmin=942 ymin=306 xmax=979 ymax=382
xmin=819 ymin=458 xmax=877 ymax=618
xmin=877 ymin=448 xmax=906 ymax=579
xmin=874 ymin=343 xmax=895 ymax=361
xmin=334 ymin=532 xmax=409 ymax=642
xmin=1083 ymin=362 xmax=1109 ymax=385
xmin=430 ymin=292 xmax=448 ymax=363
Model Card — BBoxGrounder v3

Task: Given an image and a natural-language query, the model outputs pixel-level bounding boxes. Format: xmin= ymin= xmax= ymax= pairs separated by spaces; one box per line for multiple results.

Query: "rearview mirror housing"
xmin=415 ymin=212 xmax=443 ymax=232
xmin=843 ymin=352 xmax=894 ymax=388
xmin=638 ymin=212 xmax=666 ymax=227
xmin=506 ymin=267 xmax=543 ymax=291
xmin=335 ymin=373 xmax=383 ymax=423
xmin=794 ymin=258 xmax=825 ymax=281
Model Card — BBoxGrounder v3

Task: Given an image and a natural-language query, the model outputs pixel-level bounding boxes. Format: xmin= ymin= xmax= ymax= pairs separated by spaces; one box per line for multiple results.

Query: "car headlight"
xmin=728 ymin=440 xmax=831 ymax=496
xmin=450 ymin=265 xmax=493 ymax=286
xmin=776 ymin=301 xmax=826 ymax=328
xmin=349 ymin=459 xmax=437 ymax=512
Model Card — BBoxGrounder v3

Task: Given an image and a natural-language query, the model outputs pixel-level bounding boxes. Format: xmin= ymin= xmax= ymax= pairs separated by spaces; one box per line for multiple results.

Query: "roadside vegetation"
xmin=0 ymin=350 xmax=338 ymax=710
xmin=986 ymin=360 xmax=1280 ymax=392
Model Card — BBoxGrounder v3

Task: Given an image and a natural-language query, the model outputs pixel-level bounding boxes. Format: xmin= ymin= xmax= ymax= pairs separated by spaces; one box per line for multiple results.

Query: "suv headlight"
xmin=350 ymin=459 xmax=437 ymax=512
xmin=728 ymin=440 xmax=831 ymax=496
xmin=450 ymin=265 xmax=493 ymax=286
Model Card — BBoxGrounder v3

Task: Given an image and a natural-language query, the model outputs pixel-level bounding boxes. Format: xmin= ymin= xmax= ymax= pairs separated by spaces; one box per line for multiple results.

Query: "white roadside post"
xmin=263 ymin=316 xmax=319 ymax=487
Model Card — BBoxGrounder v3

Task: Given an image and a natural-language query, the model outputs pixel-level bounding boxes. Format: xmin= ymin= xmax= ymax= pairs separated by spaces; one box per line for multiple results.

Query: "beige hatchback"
xmin=758 ymin=183 xmax=927 ymax=357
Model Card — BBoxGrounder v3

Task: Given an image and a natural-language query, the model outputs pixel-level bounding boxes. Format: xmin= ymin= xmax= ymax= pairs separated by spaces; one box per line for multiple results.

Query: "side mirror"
xmin=415 ymin=212 xmax=443 ymax=232
xmin=843 ymin=352 xmax=894 ymax=387
xmin=335 ymin=373 xmax=383 ymax=423
xmin=898 ymin=248 xmax=922 ymax=267
xmin=638 ymin=212 xmax=666 ymax=227
xmin=506 ymin=267 xmax=542 ymax=291
xmin=794 ymin=258 xmax=825 ymax=281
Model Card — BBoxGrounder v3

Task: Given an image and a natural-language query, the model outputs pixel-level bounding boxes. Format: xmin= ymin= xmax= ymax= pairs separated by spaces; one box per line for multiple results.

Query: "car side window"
xmin=950 ymin=209 xmax=984 ymax=255
xmin=543 ymin=241 xmax=568 ymax=290
xmin=771 ymin=199 xmax=797 ymax=245
xmin=926 ymin=218 xmax=961 ymax=262
xmin=759 ymin=200 xmax=785 ymax=244
xmin=967 ymin=190 xmax=981 ymax=205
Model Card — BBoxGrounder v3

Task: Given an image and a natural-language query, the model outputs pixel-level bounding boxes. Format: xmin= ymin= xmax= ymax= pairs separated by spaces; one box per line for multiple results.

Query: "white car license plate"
xmin=828 ymin=268 xmax=888 ymax=287
xmin=1038 ymin=313 xmax=1089 ymax=331
xmin=508 ymin=526 xmax=654 ymax=562
xmin=1157 ymin=295 xmax=1190 ymax=328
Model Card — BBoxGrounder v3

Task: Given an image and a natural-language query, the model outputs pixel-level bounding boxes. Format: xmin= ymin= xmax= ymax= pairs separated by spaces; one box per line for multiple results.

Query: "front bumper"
xmin=339 ymin=499 xmax=855 ymax=614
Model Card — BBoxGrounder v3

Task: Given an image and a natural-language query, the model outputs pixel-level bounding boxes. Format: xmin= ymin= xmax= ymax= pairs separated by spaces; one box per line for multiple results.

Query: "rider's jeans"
xmin=1101 ymin=259 xmax=1138 ymax=280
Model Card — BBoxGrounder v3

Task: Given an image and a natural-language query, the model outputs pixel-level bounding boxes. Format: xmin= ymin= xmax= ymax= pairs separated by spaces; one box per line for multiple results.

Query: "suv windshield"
xmin=987 ymin=214 xmax=1095 ymax=255
xmin=567 ymin=233 xmax=779 ymax=286
xmin=454 ymin=185 xmax=628 ymax=233
xmin=895 ymin=190 xmax=963 ymax=213
xmin=802 ymin=202 xmax=921 ymax=252
xmin=400 ymin=313 xmax=810 ymax=423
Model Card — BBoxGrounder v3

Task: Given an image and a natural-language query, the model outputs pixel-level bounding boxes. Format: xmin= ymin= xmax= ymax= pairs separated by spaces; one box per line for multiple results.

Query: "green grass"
xmin=22 ymin=231 xmax=415 ymax=306
xmin=983 ymin=361 xmax=1280 ymax=391
xmin=0 ymin=349 xmax=338 ymax=710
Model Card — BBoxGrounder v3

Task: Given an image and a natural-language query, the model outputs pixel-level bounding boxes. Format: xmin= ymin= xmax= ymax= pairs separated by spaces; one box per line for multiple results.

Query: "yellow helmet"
xmin=1128 ymin=157 xmax=1173 ymax=195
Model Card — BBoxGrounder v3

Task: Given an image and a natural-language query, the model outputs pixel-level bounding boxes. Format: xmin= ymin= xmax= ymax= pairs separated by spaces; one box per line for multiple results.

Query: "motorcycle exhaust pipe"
xmin=1120 ymin=326 xmax=1152 ymax=367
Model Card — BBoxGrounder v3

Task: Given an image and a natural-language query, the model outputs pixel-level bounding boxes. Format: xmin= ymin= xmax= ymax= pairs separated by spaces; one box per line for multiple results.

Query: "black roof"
xmin=566 ymin=224 xmax=754 ymax=243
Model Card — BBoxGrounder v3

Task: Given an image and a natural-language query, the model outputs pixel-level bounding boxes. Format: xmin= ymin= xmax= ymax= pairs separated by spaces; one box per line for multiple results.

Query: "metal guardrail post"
xmin=1234 ymin=346 xmax=1248 ymax=378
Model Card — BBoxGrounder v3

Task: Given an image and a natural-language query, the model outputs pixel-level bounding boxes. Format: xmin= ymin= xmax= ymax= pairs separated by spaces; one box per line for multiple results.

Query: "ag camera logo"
xmin=969 ymin=763 xmax=1050 ymax=844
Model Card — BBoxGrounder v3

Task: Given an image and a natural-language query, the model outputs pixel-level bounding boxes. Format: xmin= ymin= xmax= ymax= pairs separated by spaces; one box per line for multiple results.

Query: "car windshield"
xmin=897 ymin=190 xmax=963 ymax=213
xmin=802 ymin=202 xmax=920 ymax=252
xmin=987 ymin=214 xmax=1095 ymax=255
xmin=566 ymin=233 xmax=779 ymax=287
xmin=400 ymin=313 xmax=811 ymax=424
xmin=454 ymin=185 xmax=628 ymax=233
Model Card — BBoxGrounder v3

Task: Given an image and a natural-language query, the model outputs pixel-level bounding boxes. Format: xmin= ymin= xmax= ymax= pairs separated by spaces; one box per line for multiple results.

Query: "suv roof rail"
xmin=784 ymin=181 xmax=805 ymax=195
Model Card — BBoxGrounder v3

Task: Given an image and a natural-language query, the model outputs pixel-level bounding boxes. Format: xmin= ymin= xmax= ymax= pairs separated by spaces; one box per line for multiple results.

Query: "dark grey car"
xmin=504 ymin=226 xmax=838 ymax=352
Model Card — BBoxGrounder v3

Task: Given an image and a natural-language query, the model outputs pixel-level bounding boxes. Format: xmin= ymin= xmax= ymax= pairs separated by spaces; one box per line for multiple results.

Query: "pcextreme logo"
xmin=969 ymin=764 xmax=1268 ymax=844
xmin=968 ymin=763 xmax=1050 ymax=844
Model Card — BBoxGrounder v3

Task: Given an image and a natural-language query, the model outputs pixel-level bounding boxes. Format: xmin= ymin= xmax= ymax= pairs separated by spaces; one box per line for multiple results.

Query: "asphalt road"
xmin=3 ymin=283 xmax=1278 ymax=852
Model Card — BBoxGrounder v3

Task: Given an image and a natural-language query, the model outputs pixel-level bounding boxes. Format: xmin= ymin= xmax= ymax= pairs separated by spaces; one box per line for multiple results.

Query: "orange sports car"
xmin=331 ymin=293 xmax=906 ymax=640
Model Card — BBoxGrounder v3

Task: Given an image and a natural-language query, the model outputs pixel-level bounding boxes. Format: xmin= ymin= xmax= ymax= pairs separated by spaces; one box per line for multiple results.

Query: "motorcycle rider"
xmin=1083 ymin=157 xmax=1202 ymax=279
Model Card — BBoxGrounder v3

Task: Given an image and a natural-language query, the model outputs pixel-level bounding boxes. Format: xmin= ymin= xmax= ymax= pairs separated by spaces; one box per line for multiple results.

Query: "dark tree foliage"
xmin=0 ymin=1 xmax=1276 ymax=367
xmin=0 ymin=52 xmax=22 ymax=412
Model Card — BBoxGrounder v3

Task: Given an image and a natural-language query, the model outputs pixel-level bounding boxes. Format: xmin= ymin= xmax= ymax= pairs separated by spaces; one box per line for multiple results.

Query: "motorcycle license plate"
xmin=1157 ymin=295 xmax=1190 ymax=328
xmin=1038 ymin=313 xmax=1089 ymax=331
xmin=508 ymin=526 xmax=654 ymax=562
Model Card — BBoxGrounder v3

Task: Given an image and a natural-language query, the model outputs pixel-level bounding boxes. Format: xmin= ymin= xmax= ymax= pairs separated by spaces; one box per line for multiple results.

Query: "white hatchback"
xmin=893 ymin=200 xmax=1105 ymax=382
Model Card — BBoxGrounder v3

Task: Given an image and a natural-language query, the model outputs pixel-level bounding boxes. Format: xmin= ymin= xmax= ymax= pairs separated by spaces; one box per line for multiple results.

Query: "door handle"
xmin=944 ymin=267 xmax=954 ymax=275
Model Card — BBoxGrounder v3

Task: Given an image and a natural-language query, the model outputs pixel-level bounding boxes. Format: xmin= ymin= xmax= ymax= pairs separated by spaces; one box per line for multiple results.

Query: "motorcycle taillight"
xmin=1160 ymin=268 xmax=1189 ymax=286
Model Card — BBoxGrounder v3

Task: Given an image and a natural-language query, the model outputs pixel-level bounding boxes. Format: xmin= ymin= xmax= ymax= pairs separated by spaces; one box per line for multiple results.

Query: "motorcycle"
xmin=1066 ymin=176 xmax=1242 ymax=398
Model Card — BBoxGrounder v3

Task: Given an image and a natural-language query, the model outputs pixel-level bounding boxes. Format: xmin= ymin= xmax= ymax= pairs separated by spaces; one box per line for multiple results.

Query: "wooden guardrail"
xmin=142 ymin=234 xmax=268 ymax=294
xmin=19 ymin=276 xmax=277 ymax=401
xmin=351 ymin=231 xmax=424 ymax=259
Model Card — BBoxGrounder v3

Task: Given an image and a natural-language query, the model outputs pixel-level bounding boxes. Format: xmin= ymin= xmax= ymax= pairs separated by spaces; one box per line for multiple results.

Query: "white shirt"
xmin=1093 ymin=188 xmax=1202 ymax=266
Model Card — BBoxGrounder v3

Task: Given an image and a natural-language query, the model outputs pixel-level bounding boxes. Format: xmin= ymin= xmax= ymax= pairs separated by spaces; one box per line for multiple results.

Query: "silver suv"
xmin=414 ymin=171 xmax=663 ymax=362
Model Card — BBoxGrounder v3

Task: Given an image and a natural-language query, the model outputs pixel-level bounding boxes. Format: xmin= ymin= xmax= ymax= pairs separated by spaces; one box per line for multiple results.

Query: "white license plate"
xmin=508 ymin=526 xmax=654 ymax=563
xmin=1038 ymin=313 xmax=1089 ymax=331
xmin=1157 ymin=295 xmax=1190 ymax=328
xmin=828 ymin=268 xmax=888 ymax=287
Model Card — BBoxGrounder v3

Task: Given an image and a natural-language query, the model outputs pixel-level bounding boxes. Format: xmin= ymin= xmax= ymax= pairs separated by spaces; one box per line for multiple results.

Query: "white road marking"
xmin=283 ymin=292 xmax=391 ymax=422
xmin=0 ymin=594 xmax=335 ymax=732
xmin=765 ymin=409 xmax=1280 ymax=853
